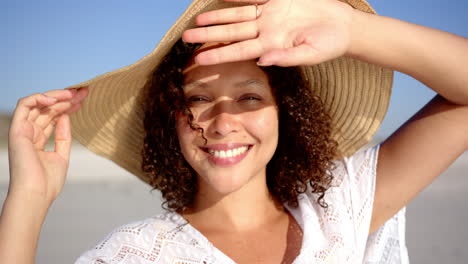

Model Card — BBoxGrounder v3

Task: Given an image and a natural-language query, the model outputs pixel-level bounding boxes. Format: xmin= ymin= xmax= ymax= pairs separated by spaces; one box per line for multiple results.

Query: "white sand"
xmin=0 ymin=145 xmax=467 ymax=263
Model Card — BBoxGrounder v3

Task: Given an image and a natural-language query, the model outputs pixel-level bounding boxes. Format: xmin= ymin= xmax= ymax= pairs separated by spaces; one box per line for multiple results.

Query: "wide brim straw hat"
xmin=67 ymin=0 xmax=393 ymax=185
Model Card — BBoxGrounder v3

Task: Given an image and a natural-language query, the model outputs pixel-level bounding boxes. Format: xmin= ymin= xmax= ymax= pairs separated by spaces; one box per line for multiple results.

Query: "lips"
xmin=200 ymin=143 xmax=253 ymax=166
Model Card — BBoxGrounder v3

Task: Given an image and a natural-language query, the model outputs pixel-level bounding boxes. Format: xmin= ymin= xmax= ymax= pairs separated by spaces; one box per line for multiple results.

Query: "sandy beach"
xmin=0 ymin=144 xmax=467 ymax=263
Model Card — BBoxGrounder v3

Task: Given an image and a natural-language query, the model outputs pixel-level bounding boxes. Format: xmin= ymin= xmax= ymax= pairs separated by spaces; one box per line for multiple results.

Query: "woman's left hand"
xmin=182 ymin=0 xmax=356 ymax=66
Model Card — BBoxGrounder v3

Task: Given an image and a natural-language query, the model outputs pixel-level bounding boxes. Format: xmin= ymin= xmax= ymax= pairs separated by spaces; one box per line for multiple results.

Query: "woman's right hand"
xmin=182 ymin=0 xmax=355 ymax=67
xmin=7 ymin=88 xmax=88 ymax=205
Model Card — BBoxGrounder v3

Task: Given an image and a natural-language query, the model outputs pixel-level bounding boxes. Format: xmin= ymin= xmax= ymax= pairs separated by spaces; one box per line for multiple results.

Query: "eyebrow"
xmin=184 ymin=78 xmax=267 ymax=90
xmin=235 ymin=79 xmax=267 ymax=89
xmin=183 ymin=80 xmax=209 ymax=90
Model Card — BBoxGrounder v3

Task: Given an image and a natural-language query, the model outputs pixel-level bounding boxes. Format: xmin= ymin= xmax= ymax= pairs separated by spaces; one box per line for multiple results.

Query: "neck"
xmin=182 ymin=170 xmax=286 ymax=232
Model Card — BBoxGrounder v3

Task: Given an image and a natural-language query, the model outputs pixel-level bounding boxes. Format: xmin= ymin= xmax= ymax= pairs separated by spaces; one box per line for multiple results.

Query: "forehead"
xmin=183 ymin=60 xmax=269 ymax=88
xmin=183 ymin=42 xmax=268 ymax=82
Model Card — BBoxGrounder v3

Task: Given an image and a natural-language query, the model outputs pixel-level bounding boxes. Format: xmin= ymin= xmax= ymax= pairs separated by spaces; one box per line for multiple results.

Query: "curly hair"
xmin=141 ymin=39 xmax=338 ymax=211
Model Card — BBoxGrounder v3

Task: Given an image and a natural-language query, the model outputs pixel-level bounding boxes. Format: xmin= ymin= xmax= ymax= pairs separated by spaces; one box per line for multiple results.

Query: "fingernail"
xmin=257 ymin=60 xmax=272 ymax=67
xmin=67 ymin=88 xmax=78 ymax=94
xmin=46 ymin=96 xmax=57 ymax=102
xmin=76 ymin=86 xmax=88 ymax=92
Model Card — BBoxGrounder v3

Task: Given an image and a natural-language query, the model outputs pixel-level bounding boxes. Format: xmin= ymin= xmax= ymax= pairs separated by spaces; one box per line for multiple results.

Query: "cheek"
xmin=175 ymin=113 xmax=205 ymax=154
xmin=261 ymin=107 xmax=279 ymax=129
xmin=175 ymin=114 xmax=207 ymax=173
xmin=248 ymin=107 xmax=279 ymax=139
xmin=175 ymin=115 xmax=192 ymax=149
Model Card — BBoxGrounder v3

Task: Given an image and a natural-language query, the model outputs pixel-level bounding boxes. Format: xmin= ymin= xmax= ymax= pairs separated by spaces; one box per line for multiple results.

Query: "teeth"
xmin=208 ymin=146 xmax=249 ymax=158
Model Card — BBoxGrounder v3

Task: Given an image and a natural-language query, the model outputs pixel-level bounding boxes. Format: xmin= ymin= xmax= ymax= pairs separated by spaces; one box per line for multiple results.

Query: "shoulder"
xmin=297 ymin=144 xmax=380 ymax=208
xmin=289 ymin=145 xmax=393 ymax=261
xmin=91 ymin=213 xmax=182 ymax=249
xmin=75 ymin=212 xmax=211 ymax=264
xmin=327 ymin=144 xmax=380 ymax=194
xmin=295 ymin=145 xmax=380 ymax=238
xmin=334 ymin=144 xmax=379 ymax=178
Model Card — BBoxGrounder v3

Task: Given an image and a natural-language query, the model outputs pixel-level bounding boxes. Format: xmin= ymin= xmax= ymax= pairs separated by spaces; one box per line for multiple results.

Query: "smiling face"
xmin=176 ymin=59 xmax=279 ymax=195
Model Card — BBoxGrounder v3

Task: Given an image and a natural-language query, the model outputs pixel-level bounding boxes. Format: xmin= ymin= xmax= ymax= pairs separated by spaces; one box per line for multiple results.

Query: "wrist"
xmin=346 ymin=7 xmax=369 ymax=60
xmin=345 ymin=8 xmax=398 ymax=71
xmin=6 ymin=187 xmax=53 ymax=211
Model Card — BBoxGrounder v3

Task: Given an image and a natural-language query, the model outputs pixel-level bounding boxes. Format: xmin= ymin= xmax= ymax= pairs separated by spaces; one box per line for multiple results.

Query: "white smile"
xmin=206 ymin=146 xmax=249 ymax=158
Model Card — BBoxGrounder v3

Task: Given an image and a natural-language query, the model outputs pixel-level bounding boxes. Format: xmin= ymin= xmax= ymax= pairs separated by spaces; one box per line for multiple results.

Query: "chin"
xmin=199 ymin=171 xmax=253 ymax=195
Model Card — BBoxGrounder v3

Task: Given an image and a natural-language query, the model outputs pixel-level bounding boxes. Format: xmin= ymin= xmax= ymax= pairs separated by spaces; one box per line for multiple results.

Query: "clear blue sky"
xmin=2 ymin=0 xmax=467 ymax=139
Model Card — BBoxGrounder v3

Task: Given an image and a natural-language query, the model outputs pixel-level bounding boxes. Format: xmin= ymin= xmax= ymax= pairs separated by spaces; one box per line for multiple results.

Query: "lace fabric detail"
xmin=75 ymin=213 xmax=217 ymax=264
xmin=75 ymin=145 xmax=409 ymax=264
xmin=364 ymin=208 xmax=409 ymax=264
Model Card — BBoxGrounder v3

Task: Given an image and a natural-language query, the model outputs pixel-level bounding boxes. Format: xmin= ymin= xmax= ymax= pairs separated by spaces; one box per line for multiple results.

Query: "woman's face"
xmin=176 ymin=58 xmax=279 ymax=195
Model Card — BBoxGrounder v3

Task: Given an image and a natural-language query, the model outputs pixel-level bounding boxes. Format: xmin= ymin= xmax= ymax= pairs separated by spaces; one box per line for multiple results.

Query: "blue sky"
xmin=2 ymin=0 xmax=467 ymax=139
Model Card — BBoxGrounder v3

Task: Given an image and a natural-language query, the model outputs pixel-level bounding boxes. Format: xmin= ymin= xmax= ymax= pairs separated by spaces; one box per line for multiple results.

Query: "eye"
xmin=239 ymin=94 xmax=261 ymax=101
xmin=187 ymin=96 xmax=210 ymax=104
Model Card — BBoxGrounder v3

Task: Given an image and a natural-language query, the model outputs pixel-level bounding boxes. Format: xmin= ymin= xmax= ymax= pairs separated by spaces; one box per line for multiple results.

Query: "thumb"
xmin=258 ymin=44 xmax=322 ymax=67
xmin=54 ymin=114 xmax=72 ymax=162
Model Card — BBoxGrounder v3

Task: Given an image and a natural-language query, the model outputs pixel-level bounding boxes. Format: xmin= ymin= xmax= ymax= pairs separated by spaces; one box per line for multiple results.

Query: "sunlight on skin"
xmin=176 ymin=43 xmax=282 ymax=227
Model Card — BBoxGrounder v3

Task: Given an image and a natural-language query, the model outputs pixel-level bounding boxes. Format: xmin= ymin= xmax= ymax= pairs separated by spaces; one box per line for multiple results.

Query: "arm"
xmin=0 ymin=88 xmax=88 ymax=263
xmin=348 ymin=11 xmax=468 ymax=105
xmin=0 ymin=190 xmax=51 ymax=263
xmin=347 ymin=10 xmax=468 ymax=232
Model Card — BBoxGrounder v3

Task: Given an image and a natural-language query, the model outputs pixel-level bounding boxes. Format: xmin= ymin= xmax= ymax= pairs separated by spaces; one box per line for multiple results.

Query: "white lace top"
xmin=75 ymin=145 xmax=409 ymax=263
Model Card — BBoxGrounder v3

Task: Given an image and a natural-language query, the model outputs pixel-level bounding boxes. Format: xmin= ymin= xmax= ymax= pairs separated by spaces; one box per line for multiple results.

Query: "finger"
xmin=224 ymin=0 xmax=269 ymax=3
xmin=29 ymin=88 xmax=84 ymax=122
xmin=54 ymin=114 xmax=72 ymax=162
xmin=196 ymin=5 xmax=259 ymax=26
xmin=182 ymin=21 xmax=258 ymax=44
xmin=258 ymin=44 xmax=321 ymax=67
xmin=42 ymin=121 xmax=56 ymax=145
xmin=195 ymin=39 xmax=265 ymax=65
xmin=34 ymin=121 xmax=56 ymax=150
xmin=64 ymin=102 xmax=83 ymax=115
xmin=44 ymin=88 xmax=77 ymax=100
xmin=30 ymin=87 xmax=88 ymax=125
xmin=71 ymin=87 xmax=89 ymax=104
xmin=28 ymin=90 xmax=74 ymax=121
xmin=34 ymin=101 xmax=75 ymax=129
xmin=12 ymin=94 xmax=57 ymax=125
xmin=40 ymin=99 xmax=84 ymax=147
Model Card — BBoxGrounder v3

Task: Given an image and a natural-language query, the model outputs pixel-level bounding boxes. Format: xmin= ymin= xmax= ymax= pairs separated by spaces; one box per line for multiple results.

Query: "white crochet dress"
xmin=75 ymin=145 xmax=409 ymax=263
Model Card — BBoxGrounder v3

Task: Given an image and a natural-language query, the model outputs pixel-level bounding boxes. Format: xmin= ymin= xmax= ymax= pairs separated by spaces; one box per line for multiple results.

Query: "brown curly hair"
xmin=141 ymin=39 xmax=338 ymax=212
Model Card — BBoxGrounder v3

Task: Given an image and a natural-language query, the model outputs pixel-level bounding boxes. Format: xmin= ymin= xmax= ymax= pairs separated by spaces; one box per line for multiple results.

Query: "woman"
xmin=1 ymin=0 xmax=467 ymax=263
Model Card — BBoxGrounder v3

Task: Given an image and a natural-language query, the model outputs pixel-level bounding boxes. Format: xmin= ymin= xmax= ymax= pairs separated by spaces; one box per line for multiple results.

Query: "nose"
xmin=207 ymin=101 xmax=240 ymax=137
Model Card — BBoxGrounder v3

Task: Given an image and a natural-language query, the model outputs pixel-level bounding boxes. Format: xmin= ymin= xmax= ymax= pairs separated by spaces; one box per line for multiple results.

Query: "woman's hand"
xmin=182 ymin=0 xmax=355 ymax=66
xmin=7 ymin=88 xmax=88 ymax=204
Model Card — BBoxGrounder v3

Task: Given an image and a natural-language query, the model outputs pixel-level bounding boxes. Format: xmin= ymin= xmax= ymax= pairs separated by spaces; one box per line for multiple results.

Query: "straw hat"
xmin=67 ymin=0 xmax=393 ymax=184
